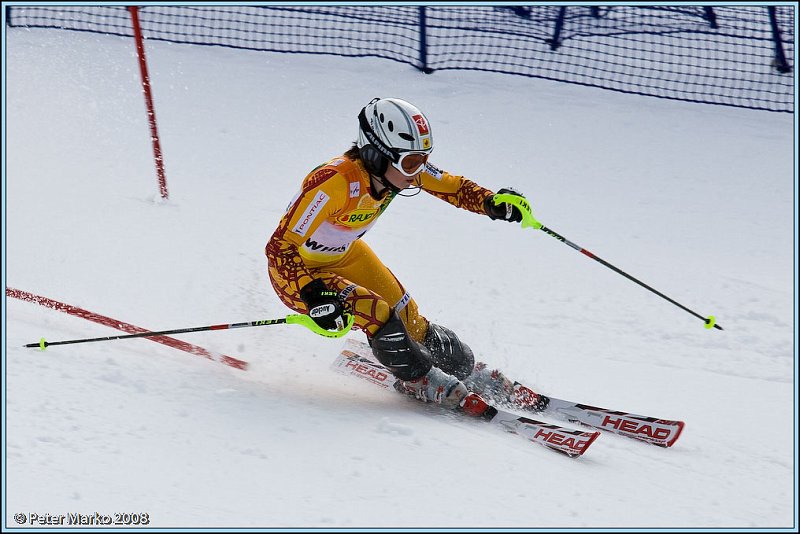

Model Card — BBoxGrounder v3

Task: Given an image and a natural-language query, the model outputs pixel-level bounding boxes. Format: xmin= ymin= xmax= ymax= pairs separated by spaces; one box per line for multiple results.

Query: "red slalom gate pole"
xmin=7 ymin=287 xmax=248 ymax=370
xmin=128 ymin=6 xmax=169 ymax=200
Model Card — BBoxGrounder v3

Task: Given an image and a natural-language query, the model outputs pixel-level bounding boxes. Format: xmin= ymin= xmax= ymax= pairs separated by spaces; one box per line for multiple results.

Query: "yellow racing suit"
xmin=266 ymin=155 xmax=493 ymax=342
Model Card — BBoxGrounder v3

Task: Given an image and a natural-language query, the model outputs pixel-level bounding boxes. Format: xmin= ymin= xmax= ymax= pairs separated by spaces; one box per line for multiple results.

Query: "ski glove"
xmin=484 ymin=187 xmax=525 ymax=223
xmin=300 ymin=279 xmax=346 ymax=331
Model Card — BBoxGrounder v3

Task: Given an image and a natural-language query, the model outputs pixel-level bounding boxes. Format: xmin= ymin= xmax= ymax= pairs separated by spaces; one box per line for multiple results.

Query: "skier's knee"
xmin=369 ymin=310 xmax=433 ymax=381
xmin=423 ymin=323 xmax=475 ymax=380
xmin=374 ymin=299 xmax=392 ymax=327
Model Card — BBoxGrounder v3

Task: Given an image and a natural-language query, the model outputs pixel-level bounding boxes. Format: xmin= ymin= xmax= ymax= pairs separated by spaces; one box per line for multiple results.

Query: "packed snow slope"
xmin=5 ymin=28 xmax=796 ymax=529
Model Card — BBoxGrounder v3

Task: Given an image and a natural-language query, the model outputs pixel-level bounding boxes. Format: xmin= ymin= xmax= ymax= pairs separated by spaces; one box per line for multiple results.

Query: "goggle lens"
xmin=397 ymin=152 xmax=429 ymax=175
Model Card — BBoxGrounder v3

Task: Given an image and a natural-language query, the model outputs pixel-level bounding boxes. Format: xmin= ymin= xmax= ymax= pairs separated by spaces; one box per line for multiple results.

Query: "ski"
xmin=339 ymin=339 xmax=685 ymax=448
xmin=535 ymin=394 xmax=684 ymax=448
xmin=331 ymin=340 xmax=600 ymax=458
xmin=507 ymin=379 xmax=685 ymax=447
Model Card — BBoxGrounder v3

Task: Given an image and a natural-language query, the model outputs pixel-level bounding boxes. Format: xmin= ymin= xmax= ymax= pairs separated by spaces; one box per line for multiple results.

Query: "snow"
xmin=4 ymin=27 xmax=797 ymax=529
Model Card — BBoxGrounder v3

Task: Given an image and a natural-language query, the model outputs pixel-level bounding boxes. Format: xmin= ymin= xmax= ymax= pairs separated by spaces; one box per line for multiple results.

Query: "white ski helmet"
xmin=357 ymin=97 xmax=433 ymax=178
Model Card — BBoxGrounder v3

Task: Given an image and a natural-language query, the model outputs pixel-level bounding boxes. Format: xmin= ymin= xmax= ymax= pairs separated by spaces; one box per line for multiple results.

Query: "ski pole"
xmin=25 ymin=313 xmax=356 ymax=350
xmin=494 ymin=194 xmax=722 ymax=331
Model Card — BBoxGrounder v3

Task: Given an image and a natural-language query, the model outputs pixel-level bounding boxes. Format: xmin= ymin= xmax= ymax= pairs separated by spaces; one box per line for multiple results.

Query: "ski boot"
xmin=464 ymin=362 xmax=549 ymax=412
xmin=394 ymin=371 xmax=494 ymax=417
xmin=394 ymin=366 xmax=469 ymax=408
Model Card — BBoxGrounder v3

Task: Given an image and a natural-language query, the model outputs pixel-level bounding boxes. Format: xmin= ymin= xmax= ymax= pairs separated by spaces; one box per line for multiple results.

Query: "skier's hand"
xmin=484 ymin=187 xmax=526 ymax=223
xmin=300 ymin=279 xmax=346 ymax=330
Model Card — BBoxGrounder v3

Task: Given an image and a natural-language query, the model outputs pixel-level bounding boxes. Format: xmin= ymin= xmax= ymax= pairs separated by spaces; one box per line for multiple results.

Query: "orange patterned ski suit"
xmin=266 ymin=155 xmax=493 ymax=342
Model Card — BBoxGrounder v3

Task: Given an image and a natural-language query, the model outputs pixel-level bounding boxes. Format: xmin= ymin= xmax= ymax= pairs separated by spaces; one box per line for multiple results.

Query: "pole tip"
xmin=704 ymin=316 xmax=720 ymax=330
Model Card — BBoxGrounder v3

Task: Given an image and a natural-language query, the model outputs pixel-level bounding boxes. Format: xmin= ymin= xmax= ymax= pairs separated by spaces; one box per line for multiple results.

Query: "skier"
xmin=266 ymin=97 xmax=543 ymax=414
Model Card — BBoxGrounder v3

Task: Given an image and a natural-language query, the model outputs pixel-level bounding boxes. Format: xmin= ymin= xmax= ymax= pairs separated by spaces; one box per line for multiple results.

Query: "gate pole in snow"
xmin=128 ymin=6 xmax=169 ymax=200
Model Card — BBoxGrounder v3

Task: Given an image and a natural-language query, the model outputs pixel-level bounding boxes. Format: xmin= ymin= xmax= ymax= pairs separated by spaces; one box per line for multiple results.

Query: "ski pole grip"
xmin=493 ymin=193 xmax=542 ymax=230
xmin=286 ymin=313 xmax=355 ymax=338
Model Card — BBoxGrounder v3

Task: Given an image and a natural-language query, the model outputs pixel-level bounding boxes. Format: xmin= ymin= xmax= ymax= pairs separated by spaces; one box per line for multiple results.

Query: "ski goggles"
xmin=392 ymin=151 xmax=430 ymax=177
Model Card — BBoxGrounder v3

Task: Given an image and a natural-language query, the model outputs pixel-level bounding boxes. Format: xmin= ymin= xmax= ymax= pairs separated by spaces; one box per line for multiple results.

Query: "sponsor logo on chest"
xmin=337 ymin=209 xmax=377 ymax=227
xmin=292 ymin=191 xmax=329 ymax=237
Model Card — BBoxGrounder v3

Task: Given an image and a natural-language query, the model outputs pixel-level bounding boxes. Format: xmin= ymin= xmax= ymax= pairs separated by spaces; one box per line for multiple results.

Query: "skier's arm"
xmin=418 ymin=163 xmax=494 ymax=215
xmin=265 ymin=237 xmax=317 ymax=296
xmin=419 ymin=164 xmax=527 ymax=222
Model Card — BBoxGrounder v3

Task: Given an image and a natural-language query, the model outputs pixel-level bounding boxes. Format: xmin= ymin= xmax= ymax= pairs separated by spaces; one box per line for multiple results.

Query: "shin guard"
xmin=369 ymin=310 xmax=433 ymax=381
xmin=423 ymin=323 xmax=475 ymax=380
